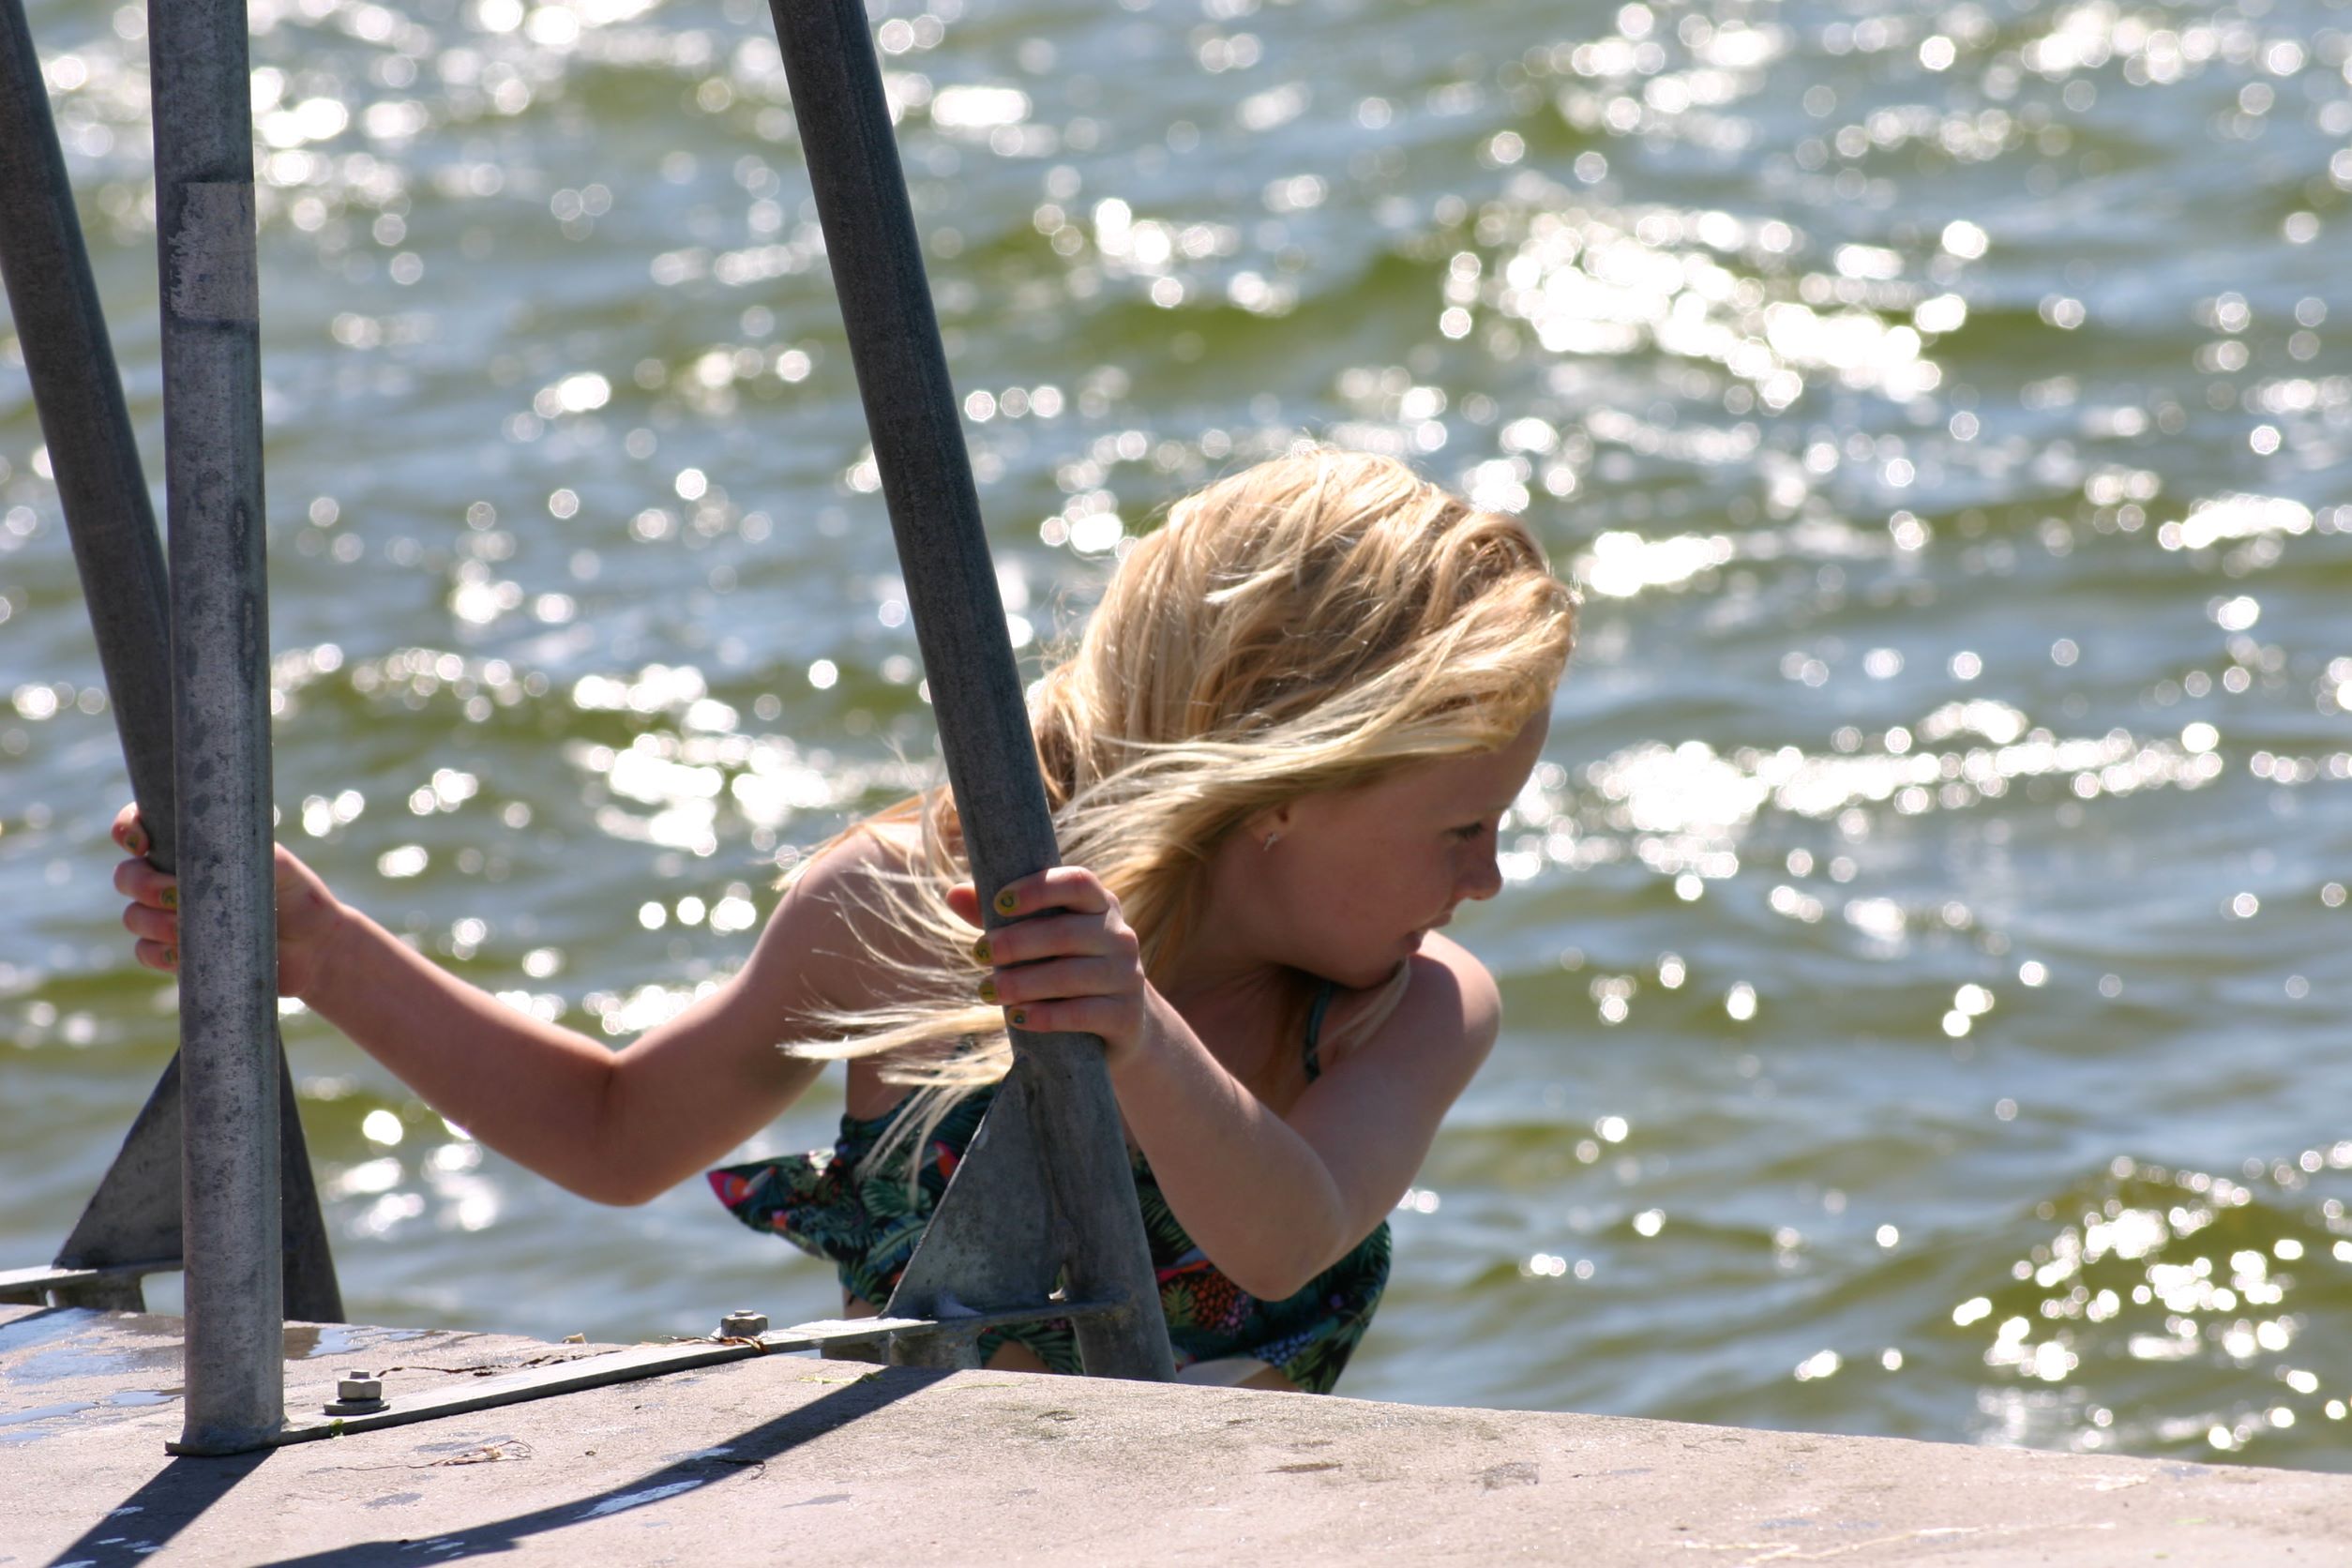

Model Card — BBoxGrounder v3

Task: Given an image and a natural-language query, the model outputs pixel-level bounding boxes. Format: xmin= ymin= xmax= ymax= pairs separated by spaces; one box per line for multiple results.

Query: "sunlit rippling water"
xmin=5 ymin=0 xmax=2351 ymax=1470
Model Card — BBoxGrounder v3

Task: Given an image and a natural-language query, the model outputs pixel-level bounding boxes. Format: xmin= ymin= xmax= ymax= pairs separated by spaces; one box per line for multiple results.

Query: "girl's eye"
xmin=1450 ymin=822 xmax=1488 ymax=842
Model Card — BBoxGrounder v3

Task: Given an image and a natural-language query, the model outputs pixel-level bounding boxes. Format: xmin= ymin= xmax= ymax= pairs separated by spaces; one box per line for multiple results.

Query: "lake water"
xmin=5 ymin=0 xmax=2352 ymax=1469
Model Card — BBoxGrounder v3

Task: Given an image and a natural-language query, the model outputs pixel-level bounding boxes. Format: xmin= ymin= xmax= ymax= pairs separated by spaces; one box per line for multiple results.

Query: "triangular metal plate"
xmin=883 ymin=1055 xmax=1062 ymax=1322
xmin=53 ymin=1033 xmax=344 ymax=1320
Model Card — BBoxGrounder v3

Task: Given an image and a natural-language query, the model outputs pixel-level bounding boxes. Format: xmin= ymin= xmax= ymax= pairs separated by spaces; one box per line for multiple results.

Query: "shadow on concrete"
xmin=43 ymin=1448 xmax=277 ymax=1568
xmin=264 ymin=1364 xmax=952 ymax=1565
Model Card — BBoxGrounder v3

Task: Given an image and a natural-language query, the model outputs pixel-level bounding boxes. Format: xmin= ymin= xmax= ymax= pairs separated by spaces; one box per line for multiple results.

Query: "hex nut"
xmin=719 ymin=1309 xmax=769 ymax=1338
xmin=338 ymin=1371 xmax=384 ymax=1403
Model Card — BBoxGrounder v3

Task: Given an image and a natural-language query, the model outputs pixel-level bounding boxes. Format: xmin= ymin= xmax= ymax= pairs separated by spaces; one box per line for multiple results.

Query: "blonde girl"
xmin=113 ymin=445 xmax=1576 ymax=1393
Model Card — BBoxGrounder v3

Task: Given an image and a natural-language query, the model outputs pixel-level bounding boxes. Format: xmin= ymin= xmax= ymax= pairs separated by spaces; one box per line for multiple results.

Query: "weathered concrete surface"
xmin=4 ymin=1304 xmax=2350 ymax=1566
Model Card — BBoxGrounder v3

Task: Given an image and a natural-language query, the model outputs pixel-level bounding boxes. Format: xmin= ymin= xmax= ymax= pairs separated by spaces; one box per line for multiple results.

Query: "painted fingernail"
xmin=972 ymin=939 xmax=991 ymax=965
xmin=1008 ymin=1008 xmax=1027 ymax=1028
xmin=128 ymin=832 xmax=146 ymax=856
xmin=978 ymin=977 xmax=998 ymax=1003
xmin=160 ymin=888 xmax=177 ymax=911
xmin=994 ymin=888 xmax=1018 ymax=914
xmin=163 ymin=947 xmax=177 ymax=967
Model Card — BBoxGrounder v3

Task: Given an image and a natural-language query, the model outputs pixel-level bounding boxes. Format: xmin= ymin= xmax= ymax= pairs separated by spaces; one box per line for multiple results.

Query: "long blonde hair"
xmin=791 ymin=446 xmax=1577 ymax=1172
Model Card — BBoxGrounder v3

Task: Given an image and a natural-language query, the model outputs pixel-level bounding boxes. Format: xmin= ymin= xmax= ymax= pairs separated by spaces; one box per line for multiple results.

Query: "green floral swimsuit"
xmin=708 ymin=983 xmax=1391 ymax=1394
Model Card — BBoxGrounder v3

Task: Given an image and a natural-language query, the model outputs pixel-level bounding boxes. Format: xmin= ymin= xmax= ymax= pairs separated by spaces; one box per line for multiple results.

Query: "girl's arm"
xmin=974 ymin=868 xmax=1498 ymax=1300
xmin=294 ymin=885 xmax=849 ymax=1204
xmin=1120 ymin=946 xmax=1495 ymax=1298
xmin=111 ymin=806 xmax=895 ymax=1204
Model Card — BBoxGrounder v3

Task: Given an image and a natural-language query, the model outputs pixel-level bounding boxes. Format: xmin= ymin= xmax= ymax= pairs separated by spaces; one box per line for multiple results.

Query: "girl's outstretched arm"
xmin=111 ymin=804 xmax=896 ymax=1204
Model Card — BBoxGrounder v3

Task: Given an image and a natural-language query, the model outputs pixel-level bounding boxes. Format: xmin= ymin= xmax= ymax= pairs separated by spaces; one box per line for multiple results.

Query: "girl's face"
xmin=1206 ymin=710 xmax=1552 ymax=990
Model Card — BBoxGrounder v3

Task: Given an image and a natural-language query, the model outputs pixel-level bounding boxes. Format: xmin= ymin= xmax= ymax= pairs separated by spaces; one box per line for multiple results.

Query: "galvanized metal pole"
xmin=0 ymin=0 xmax=340 ymax=1330
xmin=146 ymin=0 xmax=285 ymax=1452
xmin=765 ymin=0 xmax=1174 ymax=1380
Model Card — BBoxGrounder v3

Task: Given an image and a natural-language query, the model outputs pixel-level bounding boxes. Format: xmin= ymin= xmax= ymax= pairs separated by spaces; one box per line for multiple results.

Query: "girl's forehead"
xmin=1341 ymin=721 xmax=1550 ymax=812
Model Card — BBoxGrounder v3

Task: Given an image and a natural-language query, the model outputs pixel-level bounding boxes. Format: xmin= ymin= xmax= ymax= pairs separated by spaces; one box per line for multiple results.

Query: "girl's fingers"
xmin=990 ymin=866 xmax=1112 ymax=920
xmin=999 ymin=995 xmax=1129 ymax=1039
xmin=983 ymin=955 xmax=1133 ymax=1008
xmin=122 ymin=902 xmax=179 ymax=945
xmin=112 ymin=804 xmax=149 ymax=857
xmin=113 ymin=856 xmax=178 ymax=906
xmin=978 ymin=910 xmax=1136 ymax=968
xmin=113 ymin=804 xmax=177 ymax=973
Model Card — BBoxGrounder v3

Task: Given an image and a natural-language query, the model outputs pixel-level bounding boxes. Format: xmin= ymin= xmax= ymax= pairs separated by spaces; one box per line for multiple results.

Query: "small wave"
xmin=1944 ymin=1151 xmax=2352 ymax=1465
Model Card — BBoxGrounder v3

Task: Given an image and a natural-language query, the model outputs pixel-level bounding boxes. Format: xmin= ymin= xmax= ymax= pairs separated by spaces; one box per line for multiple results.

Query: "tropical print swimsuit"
xmin=708 ymin=982 xmax=1392 ymax=1394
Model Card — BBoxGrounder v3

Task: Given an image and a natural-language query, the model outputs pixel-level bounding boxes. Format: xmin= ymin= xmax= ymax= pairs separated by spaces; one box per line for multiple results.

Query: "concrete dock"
xmin=5 ymin=1302 xmax=2351 ymax=1565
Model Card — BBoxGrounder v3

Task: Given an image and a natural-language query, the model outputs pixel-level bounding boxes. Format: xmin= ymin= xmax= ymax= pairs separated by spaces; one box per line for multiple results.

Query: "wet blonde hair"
xmin=791 ymin=445 xmax=1576 ymax=1172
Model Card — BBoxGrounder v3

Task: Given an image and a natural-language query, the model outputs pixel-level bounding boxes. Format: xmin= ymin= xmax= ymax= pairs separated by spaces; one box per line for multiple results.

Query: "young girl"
xmin=113 ymin=446 xmax=1576 ymax=1394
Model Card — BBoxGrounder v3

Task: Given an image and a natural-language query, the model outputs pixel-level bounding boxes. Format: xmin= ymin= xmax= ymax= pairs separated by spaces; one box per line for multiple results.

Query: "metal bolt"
xmin=324 ymin=1369 xmax=387 ymax=1415
xmin=718 ymin=1309 xmax=768 ymax=1338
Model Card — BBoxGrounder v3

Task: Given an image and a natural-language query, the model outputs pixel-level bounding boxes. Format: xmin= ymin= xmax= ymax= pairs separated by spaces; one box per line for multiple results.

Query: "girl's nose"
xmin=1460 ymin=845 xmax=1504 ymax=902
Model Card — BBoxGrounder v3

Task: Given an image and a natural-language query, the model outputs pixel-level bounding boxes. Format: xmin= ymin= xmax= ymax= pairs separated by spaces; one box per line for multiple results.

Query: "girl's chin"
xmin=1298 ymin=939 xmax=1424 ymax=991
xmin=1352 ymin=942 xmax=1424 ymax=988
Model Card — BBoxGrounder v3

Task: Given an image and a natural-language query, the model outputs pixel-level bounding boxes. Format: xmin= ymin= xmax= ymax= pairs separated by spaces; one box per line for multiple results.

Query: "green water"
xmin=5 ymin=0 xmax=2352 ymax=1468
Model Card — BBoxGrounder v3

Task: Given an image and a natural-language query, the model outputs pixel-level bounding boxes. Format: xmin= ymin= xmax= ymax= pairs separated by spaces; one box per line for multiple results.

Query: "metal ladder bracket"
xmin=883 ymin=1060 xmax=1069 ymax=1370
xmin=40 ymin=1047 xmax=343 ymax=1320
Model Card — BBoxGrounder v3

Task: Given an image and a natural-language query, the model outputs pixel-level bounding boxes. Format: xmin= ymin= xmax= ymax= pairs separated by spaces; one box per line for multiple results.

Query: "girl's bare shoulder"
xmin=785 ymin=815 xmax=922 ymax=899
xmin=747 ymin=815 xmax=939 ymax=1014
xmin=1320 ymin=932 xmax=1500 ymax=1080
xmin=1407 ymin=930 xmax=1502 ymax=1032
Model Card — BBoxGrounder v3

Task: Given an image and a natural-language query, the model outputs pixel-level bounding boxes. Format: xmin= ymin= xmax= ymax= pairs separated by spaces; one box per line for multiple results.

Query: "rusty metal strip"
xmin=212 ymin=1301 xmax=1120 ymax=1451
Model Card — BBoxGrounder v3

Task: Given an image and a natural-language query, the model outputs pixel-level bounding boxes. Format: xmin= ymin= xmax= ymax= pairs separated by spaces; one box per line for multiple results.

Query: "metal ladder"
xmin=0 ymin=0 xmax=1172 ymax=1455
xmin=0 ymin=0 xmax=344 ymax=1334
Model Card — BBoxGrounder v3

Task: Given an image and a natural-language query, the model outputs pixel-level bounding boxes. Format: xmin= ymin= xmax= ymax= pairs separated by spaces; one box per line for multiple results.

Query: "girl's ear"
xmin=1244 ymin=800 xmax=1298 ymax=851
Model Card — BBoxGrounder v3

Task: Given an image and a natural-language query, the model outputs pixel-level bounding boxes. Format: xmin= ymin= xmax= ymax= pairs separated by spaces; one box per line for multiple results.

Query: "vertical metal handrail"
xmin=767 ymin=0 xmax=1174 ymax=1380
xmin=147 ymin=0 xmax=287 ymax=1453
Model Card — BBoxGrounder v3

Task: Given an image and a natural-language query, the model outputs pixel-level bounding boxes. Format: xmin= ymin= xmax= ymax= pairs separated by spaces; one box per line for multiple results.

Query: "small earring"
xmin=1261 ymin=830 xmax=1281 ymax=851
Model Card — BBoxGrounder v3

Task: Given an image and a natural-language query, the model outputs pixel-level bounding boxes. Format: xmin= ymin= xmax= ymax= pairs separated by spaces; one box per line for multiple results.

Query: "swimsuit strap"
xmin=1302 ymin=979 xmax=1338 ymax=1082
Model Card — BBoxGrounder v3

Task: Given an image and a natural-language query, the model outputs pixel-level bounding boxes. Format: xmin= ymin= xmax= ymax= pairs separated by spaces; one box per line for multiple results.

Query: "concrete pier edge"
xmin=5 ymin=1303 xmax=2350 ymax=1565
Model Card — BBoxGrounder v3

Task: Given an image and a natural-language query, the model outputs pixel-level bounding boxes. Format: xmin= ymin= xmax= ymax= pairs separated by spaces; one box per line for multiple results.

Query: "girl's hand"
xmin=948 ymin=867 xmax=1152 ymax=1070
xmin=111 ymin=803 xmax=353 ymax=1000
